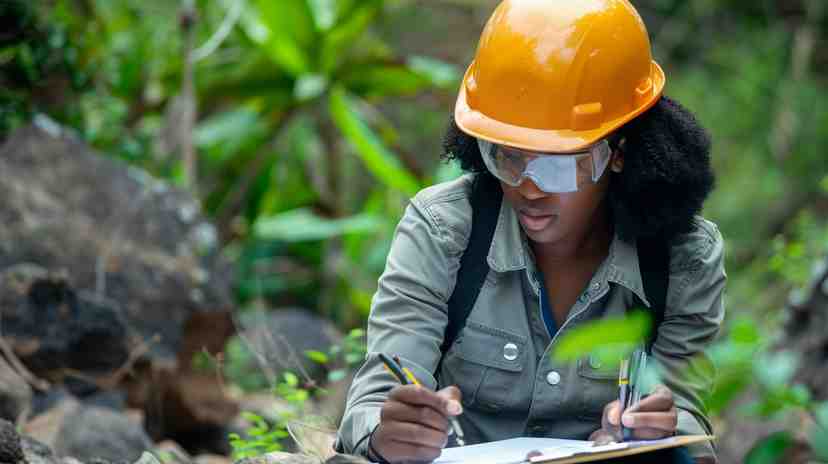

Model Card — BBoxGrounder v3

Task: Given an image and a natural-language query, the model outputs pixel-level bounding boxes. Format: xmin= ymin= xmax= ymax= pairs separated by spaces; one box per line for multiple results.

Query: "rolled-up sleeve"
xmin=335 ymin=196 xmax=464 ymax=456
xmin=653 ymin=219 xmax=726 ymax=461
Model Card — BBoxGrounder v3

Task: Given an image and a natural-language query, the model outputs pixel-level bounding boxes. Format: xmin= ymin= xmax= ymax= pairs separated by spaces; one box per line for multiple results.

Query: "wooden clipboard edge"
xmin=529 ymin=435 xmax=715 ymax=464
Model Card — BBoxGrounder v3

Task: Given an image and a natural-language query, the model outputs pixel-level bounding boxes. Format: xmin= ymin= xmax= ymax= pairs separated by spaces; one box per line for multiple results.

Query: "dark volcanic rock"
xmin=0 ymin=419 xmax=25 ymax=464
xmin=0 ymin=122 xmax=235 ymax=374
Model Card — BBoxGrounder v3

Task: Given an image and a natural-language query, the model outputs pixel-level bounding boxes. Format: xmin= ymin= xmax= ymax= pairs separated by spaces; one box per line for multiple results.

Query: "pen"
xmin=620 ymin=348 xmax=648 ymax=441
xmin=618 ymin=357 xmax=631 ymax=441
xmin=378 ymin=353 xmax=466 ymax=446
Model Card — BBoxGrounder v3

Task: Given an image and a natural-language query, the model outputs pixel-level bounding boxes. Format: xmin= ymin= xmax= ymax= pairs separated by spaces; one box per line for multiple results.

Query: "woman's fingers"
xmin=622 ymin=410 xmax=678 ymax=432
xmin=382 ymin=399 xmax=449 ymax=432
xmin=381 ymin=421 xmax=449 ymax=449
xmin=389 ymin=384 xmax=461 ymax=416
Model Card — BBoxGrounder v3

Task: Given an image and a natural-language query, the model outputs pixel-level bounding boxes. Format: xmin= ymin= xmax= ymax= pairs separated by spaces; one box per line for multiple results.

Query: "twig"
xmin=0 ymin=337 xmax=50 ymax=392
xmin=180 ymin=0 xmax=199 ymax=192
xmin=192 ymin=0 xmax=244 ymax=62
xmin=204 ymin=346 xmax=229 ymax=396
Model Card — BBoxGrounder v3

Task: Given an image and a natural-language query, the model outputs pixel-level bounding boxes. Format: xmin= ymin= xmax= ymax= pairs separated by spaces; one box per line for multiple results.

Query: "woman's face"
xmin=499 ymin=150 xmax=623 ymax=245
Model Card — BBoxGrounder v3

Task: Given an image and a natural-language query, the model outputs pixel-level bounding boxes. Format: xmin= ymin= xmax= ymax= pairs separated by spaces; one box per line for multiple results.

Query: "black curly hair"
xmin=441 ymin=96 xmax=715 ymax=242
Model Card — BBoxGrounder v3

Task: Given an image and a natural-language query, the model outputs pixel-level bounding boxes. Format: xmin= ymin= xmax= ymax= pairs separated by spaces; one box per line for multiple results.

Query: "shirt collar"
xmin=485 ymin=196 xmax=651 ymax=307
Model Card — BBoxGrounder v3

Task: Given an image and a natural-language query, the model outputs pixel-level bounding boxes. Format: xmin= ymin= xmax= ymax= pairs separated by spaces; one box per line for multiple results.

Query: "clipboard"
xmin=434 ymin=435 xmax=714 ymax=464
xmin=528 ymin=435 xmax=714 ymax=463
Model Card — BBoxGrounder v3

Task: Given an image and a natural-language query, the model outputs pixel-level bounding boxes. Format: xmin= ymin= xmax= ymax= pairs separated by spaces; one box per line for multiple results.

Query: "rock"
xmin=0 ymin=353 xmax=31 ymax=423
xmin=0 ymin=123 xmax=238 ymax=447
xmin=134 ymin=452 xmax=163 ymax=464
xmin=53 ymin=405 xmax=154 ymax=462
xmin=0 ymin=123 xmax=235 ymax=376
xmin=0 ymin=419 xmax=25 ymax=464
xmin=194 ymin=454 xmax=233 ymax=464
xmin=234 ymin=308 xmax=344 ymax=388
xmin=234 ymin=453 xmax=368 ymax=464
xmin=144 ymin=371 xmax=237 ymax=455
xmin=0 ymin=268 xmax=129 ymax=377
xmin=153 ymin=440 xmax=192 ymax=464
xmin=20 ymin=435 xmax=60 ymax=464
xmin=23 ymin=394 xmax=81 ymax=448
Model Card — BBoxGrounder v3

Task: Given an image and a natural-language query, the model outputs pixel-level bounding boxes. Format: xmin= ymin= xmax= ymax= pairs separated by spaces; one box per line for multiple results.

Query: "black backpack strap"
xmin=636 ymin=236 xmax=671 ymax=352
xmin=439 ymin=173 xmax=503 ymax=357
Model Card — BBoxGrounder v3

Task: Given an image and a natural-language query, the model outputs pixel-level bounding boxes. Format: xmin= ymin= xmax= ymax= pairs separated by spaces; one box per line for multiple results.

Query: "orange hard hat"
xmin=454 ymin=0 xmax=665 ymax=153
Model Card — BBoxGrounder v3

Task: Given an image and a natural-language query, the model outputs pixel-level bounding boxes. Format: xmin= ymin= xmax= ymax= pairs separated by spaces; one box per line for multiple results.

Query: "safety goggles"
xmin=477 ymin=138 xmax=612 ymax=193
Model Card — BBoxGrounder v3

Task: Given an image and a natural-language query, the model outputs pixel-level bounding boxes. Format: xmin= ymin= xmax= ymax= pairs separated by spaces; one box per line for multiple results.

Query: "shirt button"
xmin=591 ymin=282 xmax=601 ymax=292
xmin=546 ymin=370 xmax=561 ymax=385
xmin=503 ymin=343 xmax=519 ymax=361
xmin=589 ymin=355 xmax=603 ymax=369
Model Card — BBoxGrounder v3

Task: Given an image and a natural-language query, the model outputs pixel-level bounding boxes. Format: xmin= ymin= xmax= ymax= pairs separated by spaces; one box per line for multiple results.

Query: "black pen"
xmin=378 ymin=353 xmax=465 ymax=446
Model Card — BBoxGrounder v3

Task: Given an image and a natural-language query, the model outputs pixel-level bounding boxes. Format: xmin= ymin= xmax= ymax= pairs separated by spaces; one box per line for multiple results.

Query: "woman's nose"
xmin=517 ymin=178 xmax=548 ymax=200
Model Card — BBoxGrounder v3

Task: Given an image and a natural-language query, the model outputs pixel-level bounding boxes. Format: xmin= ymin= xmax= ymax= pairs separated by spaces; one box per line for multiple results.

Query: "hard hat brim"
xmin=454 ymin=61 xmax=666 ymax=153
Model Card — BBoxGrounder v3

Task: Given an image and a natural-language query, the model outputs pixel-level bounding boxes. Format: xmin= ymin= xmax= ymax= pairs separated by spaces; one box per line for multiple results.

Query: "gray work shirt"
xmin=336 ymin=174 xmax=725 ymax=460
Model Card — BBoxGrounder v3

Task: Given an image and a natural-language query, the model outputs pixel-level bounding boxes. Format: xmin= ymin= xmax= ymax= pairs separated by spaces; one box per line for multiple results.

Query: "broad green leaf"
xmin=305 ymin=350 xmax=330 ymax=364
xmin=811 ymin=402 xmax=828 ymax=460
xmin=552 ymin=311 xmax=652 ymax=365
xmin=341 ymin=62 xmax=433 ymax=98
xmin=328 ymin=86 xmax=421 ymax=196
xmin=283 ymin=371 xmax=299 ymax=387
xmin=239 ymin=0 xmax=316 ymax=76
xmin=744 ymin=431 xmax=793 ymax=464
xmin=328 ymin=369 xmax=347 ymax=383
xmin=194 ymin=107 xmax=266 ymax=151
xmin=294 ymin=73 xmax=328 ymax=101
xmin=407 ymin=56 xmax=462 ymax=90
xmin=254 ymin=208 xmax=383 ymax=242
xmin=320 ymin=0 xmax=383 ymax=72
xmin=754 ymin=350 xmax=800 ymax=390
xmin=307 ymin=0 xmax=336 ymax=30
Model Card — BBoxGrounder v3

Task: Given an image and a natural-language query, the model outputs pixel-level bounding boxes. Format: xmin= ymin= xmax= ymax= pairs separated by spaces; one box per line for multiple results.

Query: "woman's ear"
xmin=610 ymin=139 xmax=625 ymax=173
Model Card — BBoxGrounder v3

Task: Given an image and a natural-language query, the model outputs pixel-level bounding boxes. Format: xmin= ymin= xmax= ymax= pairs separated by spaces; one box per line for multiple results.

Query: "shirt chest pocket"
xmin=576 ymin=356 xmax=619 ymax=420
xmin=439 ymin=321 xmax=530 ymax=413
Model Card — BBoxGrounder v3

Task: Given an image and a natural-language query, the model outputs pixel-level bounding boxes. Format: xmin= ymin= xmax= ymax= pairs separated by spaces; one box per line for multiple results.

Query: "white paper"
xmin=434 ymin=436 xmax=680 ymax=464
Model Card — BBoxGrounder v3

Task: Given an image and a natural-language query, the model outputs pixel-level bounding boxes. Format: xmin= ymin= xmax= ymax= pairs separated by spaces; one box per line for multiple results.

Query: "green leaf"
xmin=328 ymin=369 xmax=347 ymax=383
xmin=744 ymin=431 xmax=793 ymax=464
xmin=320 ymin=0 xmax=383 ymax=72
xmin=328 ymin=86 xmax=421 ymax=196
xmin=305 ymin=350 xmax=330 ymax=364
xmin=407 ymin=56 xmax=462 ymax=90
xmin=341 ymin=62 xmax=434 ymax=98
xmin=254 ymin=208 xmax=383 ymax=242
xmin=284 ymin=371 xmax=299 ymax=387
xmin=811 ymin=402 xmax=828 ymax=460
xmin=294 ymin=73 xmax=328 ymax=101
xmin=552 ymin=311 xmax=652 ymax=364
xmin=239 ymin=0 xmax=316 ymax=76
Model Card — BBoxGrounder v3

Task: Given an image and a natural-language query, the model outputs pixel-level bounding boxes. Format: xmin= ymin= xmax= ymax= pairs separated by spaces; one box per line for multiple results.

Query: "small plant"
xmin=228 ymin=329 xmax=367 ymax=459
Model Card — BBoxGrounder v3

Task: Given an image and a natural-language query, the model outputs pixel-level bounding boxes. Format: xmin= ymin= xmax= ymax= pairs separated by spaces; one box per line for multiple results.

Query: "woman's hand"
xmin=589 ymin=385 xmax=678 ymax=443
xmin=369 ymin=385 xmax=462 ymax=463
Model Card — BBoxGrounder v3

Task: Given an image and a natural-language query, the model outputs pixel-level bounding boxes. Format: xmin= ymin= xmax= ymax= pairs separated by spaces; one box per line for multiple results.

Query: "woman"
xmin=336 ymin=1 xmax=725 ymax=463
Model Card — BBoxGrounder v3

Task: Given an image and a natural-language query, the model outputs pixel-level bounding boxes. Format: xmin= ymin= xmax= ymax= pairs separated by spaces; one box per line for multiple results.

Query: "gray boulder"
xmin=53 ymin=405 xmax=153 ymax=462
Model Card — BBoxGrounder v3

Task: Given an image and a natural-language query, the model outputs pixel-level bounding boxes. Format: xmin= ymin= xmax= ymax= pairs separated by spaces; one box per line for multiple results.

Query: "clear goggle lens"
xmin=477 ymin=138 xmax=612 ymax=193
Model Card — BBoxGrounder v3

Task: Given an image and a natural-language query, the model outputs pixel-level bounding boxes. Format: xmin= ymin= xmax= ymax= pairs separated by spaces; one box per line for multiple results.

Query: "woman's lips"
xmin=519 ymin=211 xmax=556 ymax=231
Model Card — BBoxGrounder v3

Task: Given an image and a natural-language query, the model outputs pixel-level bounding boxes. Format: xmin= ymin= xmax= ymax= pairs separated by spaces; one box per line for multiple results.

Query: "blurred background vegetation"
xmin=2 ymin=0 xmax=827 ymax=461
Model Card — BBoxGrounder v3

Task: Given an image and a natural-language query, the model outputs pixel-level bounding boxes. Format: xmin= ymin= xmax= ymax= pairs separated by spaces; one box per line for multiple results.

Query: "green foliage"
xmin=744 ymin=431 xmax=794 ymax=464
xmin=552 ymin=311 xmax=652 ymax=367
xmin=228 ymin=329 xmax=366 ymax=459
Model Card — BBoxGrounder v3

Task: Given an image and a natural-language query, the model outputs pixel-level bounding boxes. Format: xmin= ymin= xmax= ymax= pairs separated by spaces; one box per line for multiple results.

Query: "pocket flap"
xmin=451 ymin=321 xmax=527 ymax=372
